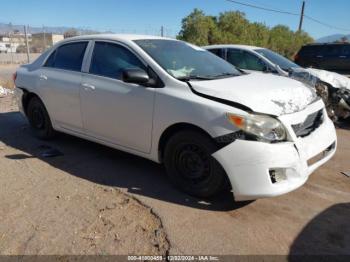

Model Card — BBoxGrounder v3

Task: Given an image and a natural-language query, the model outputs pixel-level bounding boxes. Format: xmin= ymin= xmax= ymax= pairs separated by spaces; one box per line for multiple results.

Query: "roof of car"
xmin=203 ymin=44 xmax=264 ymax=51
xmin=58 ymin=34 xmax=175 ymax=43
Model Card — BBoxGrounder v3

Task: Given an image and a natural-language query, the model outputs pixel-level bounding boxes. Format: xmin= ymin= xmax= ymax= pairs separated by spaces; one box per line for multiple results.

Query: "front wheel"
xmin=164 ymin=130 xmax=230 ymax=198
xmin=27 ymin=96 xmax=56 ymax=140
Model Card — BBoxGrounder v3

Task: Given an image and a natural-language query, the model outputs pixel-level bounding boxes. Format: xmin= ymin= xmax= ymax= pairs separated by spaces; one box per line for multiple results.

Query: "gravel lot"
xmin=0 ymin=75 xmax=349 ymax=256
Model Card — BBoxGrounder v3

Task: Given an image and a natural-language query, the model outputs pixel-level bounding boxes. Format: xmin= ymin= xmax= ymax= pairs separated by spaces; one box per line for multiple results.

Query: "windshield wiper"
xmin=176 ymin=75 xmax=215 ymax=81
xmin=211 ymin=72 xmax=239 ymax=79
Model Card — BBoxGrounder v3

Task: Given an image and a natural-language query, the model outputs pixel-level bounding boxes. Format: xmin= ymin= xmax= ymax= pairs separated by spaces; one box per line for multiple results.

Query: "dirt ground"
xmin=0 ymin=90 xmax=349 ymax=256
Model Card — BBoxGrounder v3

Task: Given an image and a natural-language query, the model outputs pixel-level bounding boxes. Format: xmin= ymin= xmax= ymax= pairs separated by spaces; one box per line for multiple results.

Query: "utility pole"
xmin=161 ymin=26 xmax=164 ymax=37
xmin=298 ymin=0 xmax=305 ymax=32
xmin=24 ymin=25 xmax=30 ymax=63
xmin=43 ymin=25 xmax=46 ymax=50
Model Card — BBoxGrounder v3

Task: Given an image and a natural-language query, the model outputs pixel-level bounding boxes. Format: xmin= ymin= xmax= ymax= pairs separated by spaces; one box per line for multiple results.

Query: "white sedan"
xmin=14 ymin=35 xmax=336 ymax=201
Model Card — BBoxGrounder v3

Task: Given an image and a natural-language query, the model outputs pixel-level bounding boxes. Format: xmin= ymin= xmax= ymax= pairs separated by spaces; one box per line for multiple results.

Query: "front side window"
xmin=45 ymin=42 xmax=87 ymax=71
xmin=255 ymin=48 xmax=300 ymax=71
xmin=90 ymin=42 xmax=146 ymax=80
xmin=208 ymin=48 xmax=224 ymax=59
xmin=134 ymin=39 xmax=240 ymax=80
xmin=227 ymin=49 xmax=266 ymax=71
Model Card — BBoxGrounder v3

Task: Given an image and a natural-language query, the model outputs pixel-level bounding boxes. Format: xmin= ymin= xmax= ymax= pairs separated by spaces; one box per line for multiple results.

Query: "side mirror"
xmin=122 ymin=68 xmax=150 ymax=85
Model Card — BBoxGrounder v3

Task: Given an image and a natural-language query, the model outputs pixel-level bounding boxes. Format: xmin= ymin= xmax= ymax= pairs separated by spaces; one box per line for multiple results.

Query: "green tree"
xmin=177 ymin=9 xmax=313 ymax=58
xmin=177 ymin=9 xmax=218 ymax=46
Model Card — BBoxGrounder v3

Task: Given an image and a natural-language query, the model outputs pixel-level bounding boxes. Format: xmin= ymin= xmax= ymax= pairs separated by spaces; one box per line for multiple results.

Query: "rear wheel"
xmin=27 ymin=96 xmax=55 ymax=139
xmin=164 ymin=130 xmax=230 ymax=198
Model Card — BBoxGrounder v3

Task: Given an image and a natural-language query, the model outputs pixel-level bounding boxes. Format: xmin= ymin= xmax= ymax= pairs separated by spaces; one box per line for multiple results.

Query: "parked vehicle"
xmin=295 ymin=43 xmax=350 ymax=74
xmin=204 ymin=44 xmax=350 ymax=121
xmin=14 ymin=35 xmax=336 ymax=201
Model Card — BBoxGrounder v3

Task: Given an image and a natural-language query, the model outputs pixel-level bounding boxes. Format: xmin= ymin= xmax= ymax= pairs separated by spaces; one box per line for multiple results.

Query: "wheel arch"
xmin=157 ymin=122 xmax=215 ymax=163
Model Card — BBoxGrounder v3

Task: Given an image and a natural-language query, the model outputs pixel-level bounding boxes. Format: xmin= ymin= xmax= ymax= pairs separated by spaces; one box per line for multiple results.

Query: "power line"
xmin=304 ymin=15 xmax=350 ymax=32
xmin=224 ymin=0 xmax=350 ymax=32
xmin=224 ymin=0 xmax=299 ymax=16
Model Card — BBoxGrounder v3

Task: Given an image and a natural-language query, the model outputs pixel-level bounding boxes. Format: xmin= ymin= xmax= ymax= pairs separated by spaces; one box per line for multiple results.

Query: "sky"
xmin=1 ymin=0 xmax=349 ymax=39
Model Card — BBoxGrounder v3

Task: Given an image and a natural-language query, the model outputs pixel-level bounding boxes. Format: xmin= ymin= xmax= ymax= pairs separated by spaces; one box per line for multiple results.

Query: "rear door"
xmin=80 ymin=41 xmax=155 ymax=153
xmin=38 ymin=41 xmax=88 ymax=132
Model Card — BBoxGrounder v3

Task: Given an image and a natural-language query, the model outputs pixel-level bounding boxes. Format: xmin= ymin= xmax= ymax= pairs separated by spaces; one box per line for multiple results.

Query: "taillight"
xmin=12 ymin=72 xmax=17 ymax=82
xmin=294 ymin=53 xmax=299 ymax=62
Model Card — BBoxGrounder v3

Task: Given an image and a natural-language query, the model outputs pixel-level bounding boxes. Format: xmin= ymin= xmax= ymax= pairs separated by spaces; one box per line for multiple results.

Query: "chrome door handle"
xmin=82 ymin=83 xmax=95 ymax=90
xmin=316 ymin=55 xmax=323 ymax=58
xmin=39 ymin=74 xmax=48 ymax=80
xmin=339 ymin=56 xmax=347 ymax=58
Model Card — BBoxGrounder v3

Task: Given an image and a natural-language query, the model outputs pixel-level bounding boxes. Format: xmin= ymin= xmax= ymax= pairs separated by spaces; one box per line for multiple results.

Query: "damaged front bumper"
xmin=213 ymin=100 xmax=337 ymax=201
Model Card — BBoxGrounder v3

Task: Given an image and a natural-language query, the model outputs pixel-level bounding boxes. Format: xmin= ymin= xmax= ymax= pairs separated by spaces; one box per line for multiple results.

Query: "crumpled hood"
xmin=190 ymin=73 xmax=317 ymax=116
xmin=306 ymin=68 xmax=350 ymax=90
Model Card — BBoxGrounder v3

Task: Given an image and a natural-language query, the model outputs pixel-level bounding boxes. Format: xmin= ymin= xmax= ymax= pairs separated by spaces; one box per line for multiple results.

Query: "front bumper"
xmin=213 ymin=101 xmax=337 ymax=201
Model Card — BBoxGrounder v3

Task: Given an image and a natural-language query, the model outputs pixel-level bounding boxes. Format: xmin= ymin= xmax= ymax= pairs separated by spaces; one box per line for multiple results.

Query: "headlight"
xmin=226 ymin=113 xmax=287 ymax=142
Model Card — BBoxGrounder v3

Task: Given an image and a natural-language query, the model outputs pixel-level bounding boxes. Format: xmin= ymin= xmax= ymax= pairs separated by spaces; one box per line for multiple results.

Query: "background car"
xmin=295 ymin=43 xmax=350 ymax=74
xmin=204 ymin=44 xmax=350 ymax=121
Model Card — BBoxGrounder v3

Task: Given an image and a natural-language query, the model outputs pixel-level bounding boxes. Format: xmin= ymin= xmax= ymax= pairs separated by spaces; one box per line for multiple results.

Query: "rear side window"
xmin=45 ymin=42 xmax=88 ymax=71
xmin=324 ymin=45 xmax=341 ymax=56
xmin=89 ymin=42 xmax=146 ymax=80
xmin=341 ymin=45 xmax=350 ymax=55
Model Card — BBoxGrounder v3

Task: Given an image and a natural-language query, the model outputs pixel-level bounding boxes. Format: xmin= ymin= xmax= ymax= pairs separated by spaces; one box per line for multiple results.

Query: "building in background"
xmin=31 ymin=33 xmax=64 ymax=52
xmin=0 ymin=33 xmax=27 ymax=53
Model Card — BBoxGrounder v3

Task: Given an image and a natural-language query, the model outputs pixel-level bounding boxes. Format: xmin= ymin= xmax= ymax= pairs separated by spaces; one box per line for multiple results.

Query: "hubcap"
xmin=175 ymin=144 xmax=211 ymax=184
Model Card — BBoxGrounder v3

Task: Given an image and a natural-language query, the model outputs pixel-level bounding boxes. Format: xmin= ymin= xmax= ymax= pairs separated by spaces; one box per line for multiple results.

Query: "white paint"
xmin=190 ymin=73 xmax=317 ymax=115
xmin=14 ymin=34 xmax=337 ymax=201
xmin=306 ymin=68 xmax=350 ymax=90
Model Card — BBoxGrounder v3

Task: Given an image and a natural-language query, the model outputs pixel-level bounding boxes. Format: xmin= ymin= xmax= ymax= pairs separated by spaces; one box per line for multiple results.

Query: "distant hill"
xmin=317 ymin=34 xmax=350 ymax=43
xmin=0 ymin=22 xmax=105 ymax=35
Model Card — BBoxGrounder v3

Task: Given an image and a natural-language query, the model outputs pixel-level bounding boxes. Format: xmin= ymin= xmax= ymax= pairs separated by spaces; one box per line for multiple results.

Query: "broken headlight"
xmin=226 ymin=113 xmax=287 ymax=143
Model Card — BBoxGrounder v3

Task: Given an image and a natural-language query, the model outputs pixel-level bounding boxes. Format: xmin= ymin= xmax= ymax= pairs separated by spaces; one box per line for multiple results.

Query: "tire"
xmin=27 ymin=96 xmax=55 ymax=140
xmin=164 ymin=130 xmax=230 ymax=198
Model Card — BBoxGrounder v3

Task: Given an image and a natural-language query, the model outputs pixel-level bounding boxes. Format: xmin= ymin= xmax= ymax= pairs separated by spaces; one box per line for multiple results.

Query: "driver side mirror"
xmin=122 ymin=68 xmax=150 ymax=85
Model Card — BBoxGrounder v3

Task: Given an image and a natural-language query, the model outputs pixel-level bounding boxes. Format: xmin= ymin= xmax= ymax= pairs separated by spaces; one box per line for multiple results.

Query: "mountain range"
xmin=0 ymin=22 xmax=103 ymax=35
xmin=316 ymin=34 xmax=349 ymax=43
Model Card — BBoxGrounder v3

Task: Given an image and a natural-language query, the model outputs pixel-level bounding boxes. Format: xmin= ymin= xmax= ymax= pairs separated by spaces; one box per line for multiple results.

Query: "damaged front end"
xmin=289 ymin=68 xmax=350 ymax=122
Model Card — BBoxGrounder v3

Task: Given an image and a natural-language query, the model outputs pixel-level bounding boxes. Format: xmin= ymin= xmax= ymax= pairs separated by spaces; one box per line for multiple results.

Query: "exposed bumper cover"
xmin=213 ymin=106 xmax=337 ymax=201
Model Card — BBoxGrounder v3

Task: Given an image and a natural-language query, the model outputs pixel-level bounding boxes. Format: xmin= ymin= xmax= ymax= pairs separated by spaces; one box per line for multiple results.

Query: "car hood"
xmin=190 ymin=73 xmax=317 ymax=116
xmin=305 ymin=68 xmax=350 ymax=90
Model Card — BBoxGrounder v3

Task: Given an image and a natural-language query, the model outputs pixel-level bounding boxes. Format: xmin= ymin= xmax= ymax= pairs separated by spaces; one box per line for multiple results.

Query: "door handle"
xmin=316 ymin=55 xmax=323 ymax=58
xmin=82 ymin=83 xmax=95 ymax=90
xmin=339 ymin=56 xmax=347 ymax=58
xmin=39 ymin=74 xmax=48 ymax=80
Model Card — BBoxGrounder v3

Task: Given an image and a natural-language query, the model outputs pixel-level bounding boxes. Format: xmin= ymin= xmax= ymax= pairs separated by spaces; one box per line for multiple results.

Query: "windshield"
xmin=255 ymin=48 xmax=301 ymax=71
xmin=134 ymin=39 xmax=241 ymax=80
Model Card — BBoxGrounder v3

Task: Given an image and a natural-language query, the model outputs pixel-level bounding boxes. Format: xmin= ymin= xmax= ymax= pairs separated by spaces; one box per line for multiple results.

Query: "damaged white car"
xmin=15 ymin=35 xmax=337 ymax=201
xmin=204 ymin=45 xmax=350 ymax=121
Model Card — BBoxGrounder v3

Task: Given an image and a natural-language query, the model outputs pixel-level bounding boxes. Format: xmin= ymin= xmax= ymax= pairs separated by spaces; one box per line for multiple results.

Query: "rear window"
xmin=45 ymin=42 xmax=88 ymax=71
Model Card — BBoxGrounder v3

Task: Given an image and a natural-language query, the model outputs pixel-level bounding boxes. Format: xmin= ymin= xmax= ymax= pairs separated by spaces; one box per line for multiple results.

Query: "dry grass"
xmin=0 ymin=78 xmax=14 ymax=89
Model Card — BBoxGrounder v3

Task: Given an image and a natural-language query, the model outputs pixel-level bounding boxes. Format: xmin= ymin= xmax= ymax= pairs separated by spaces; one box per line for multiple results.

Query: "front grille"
xmin=292 ymin=109 xmax=324 ymax=137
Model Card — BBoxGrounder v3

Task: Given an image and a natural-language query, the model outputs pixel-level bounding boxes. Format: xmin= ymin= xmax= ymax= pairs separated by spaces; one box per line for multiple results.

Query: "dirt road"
xmin=0 ymin=94 xmax=349 ymax=255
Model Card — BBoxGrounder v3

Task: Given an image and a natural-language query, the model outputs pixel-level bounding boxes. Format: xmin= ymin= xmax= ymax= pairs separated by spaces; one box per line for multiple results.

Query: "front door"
xmin=80 ymin=41 xmax=155 ymax=153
